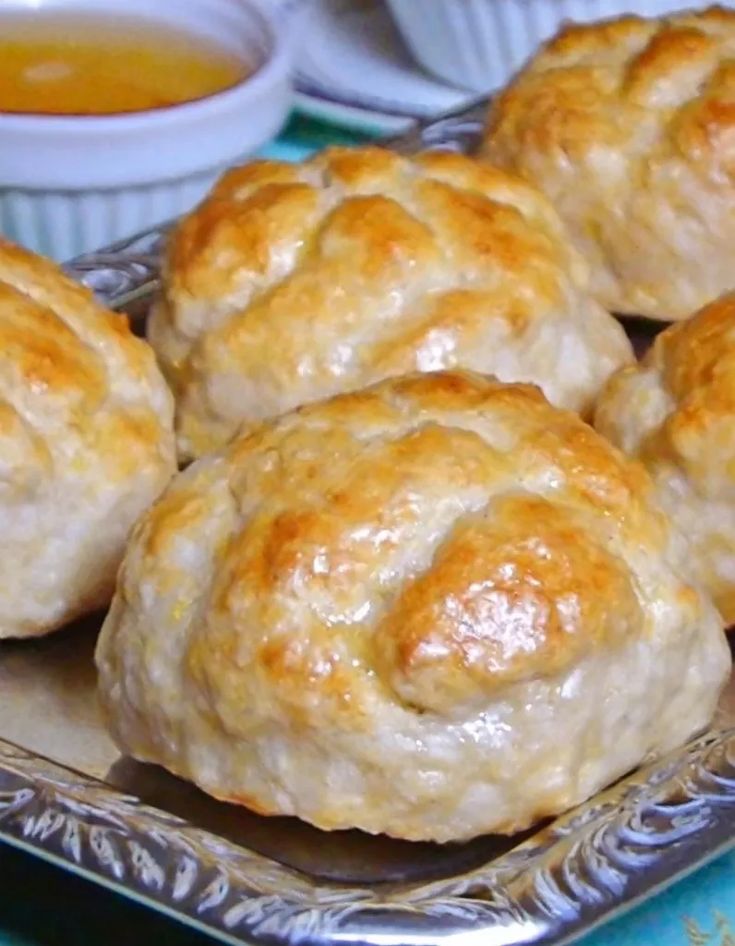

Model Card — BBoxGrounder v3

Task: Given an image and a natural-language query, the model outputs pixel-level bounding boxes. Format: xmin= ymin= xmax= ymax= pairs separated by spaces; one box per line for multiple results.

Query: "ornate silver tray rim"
xmin=0 ymin=100 xmax=733 ymax=946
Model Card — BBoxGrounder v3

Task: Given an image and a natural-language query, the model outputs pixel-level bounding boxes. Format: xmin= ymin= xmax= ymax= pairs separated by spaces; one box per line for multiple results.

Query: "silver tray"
xmin=2 ymin=101 xmax=735 ymax=946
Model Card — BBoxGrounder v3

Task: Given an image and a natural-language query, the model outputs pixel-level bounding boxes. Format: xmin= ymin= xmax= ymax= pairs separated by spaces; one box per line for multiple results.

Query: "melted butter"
xmin=0 ymin=13 xmax=250 ymax=115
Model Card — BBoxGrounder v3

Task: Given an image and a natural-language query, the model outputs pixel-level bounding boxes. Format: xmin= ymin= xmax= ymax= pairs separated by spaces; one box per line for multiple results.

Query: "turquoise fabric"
xmin=1 ymin=110 xmax=734 ymax=946
xmin=259 ymin=112 xmax=374 ymax=161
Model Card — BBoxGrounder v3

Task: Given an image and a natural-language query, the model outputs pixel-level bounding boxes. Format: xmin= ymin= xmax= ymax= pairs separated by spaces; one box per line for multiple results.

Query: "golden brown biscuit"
xmin=0 ymin=238 xmax=176 ymax=638
xmin=96 ymin=371 xmax=729 ymax=842
xmin=148 ymin=146 xmax=632 ymax=460
xmin=596 ymin=292 xmax=735 ymax=625
xmin=483 ymin=6 xmax=735 ymax=321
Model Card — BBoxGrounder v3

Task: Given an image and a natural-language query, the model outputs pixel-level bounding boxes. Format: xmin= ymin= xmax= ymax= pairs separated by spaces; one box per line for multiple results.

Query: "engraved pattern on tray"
xmin=2 ymin=729 xmax=735 ymax=946
xmin=0 ymin=99 xmax=726 ymax=946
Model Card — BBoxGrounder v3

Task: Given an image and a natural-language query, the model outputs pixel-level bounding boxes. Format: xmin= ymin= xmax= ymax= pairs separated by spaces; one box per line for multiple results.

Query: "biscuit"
xmin=596 ymin=292 xmax=735 ymax=624
xmin=484 ymin=7 xmax=735 ymax=321
xmin=96 ymin=371 xmax=729 ymax=841
xmin=0 ymin=239 xmax=176 ymax=638
xmin=148 ymin=147 xmax=632 ymax=459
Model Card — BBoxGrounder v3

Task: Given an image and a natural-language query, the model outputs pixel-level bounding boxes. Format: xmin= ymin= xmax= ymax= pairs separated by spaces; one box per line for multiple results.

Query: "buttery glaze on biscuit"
xmin=148 ymin=146 xmax=632 ymax=460
xmin=96 ymin=371 xmax=729 ymax=842
xmin=596 ymin=293 xmax=735 ymax=625
xmin=483 ymin=6 xmax=735 ymax=321
xmin=0 ymin=238 xmax=175 ymax=638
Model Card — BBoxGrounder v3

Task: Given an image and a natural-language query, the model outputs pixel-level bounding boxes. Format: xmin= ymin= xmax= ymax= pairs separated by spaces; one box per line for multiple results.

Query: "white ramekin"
xmin=0 ymin=0 xmax=292 ymax=261
xmin=385 ymin=0 xmax=733 ymax=93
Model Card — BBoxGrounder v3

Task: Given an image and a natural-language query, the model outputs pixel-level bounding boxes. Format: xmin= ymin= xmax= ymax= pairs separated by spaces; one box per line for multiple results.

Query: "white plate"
xmin=286 ymin=0 xmax=475 ymax=136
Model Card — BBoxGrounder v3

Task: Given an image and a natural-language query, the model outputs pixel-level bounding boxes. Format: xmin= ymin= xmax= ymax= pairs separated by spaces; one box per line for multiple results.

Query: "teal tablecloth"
xmin=1 ymin=112 xmax=734 ymax=946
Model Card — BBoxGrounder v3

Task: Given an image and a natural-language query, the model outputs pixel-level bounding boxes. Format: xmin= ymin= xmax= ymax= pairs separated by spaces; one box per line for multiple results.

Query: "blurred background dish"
xmin=0 ymin=0 xmax=291 ymax=261
xmin=384 ymin=0 xmax=735 ymax=94
xmin=291 ymin=0 xmax=475 ymax=135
